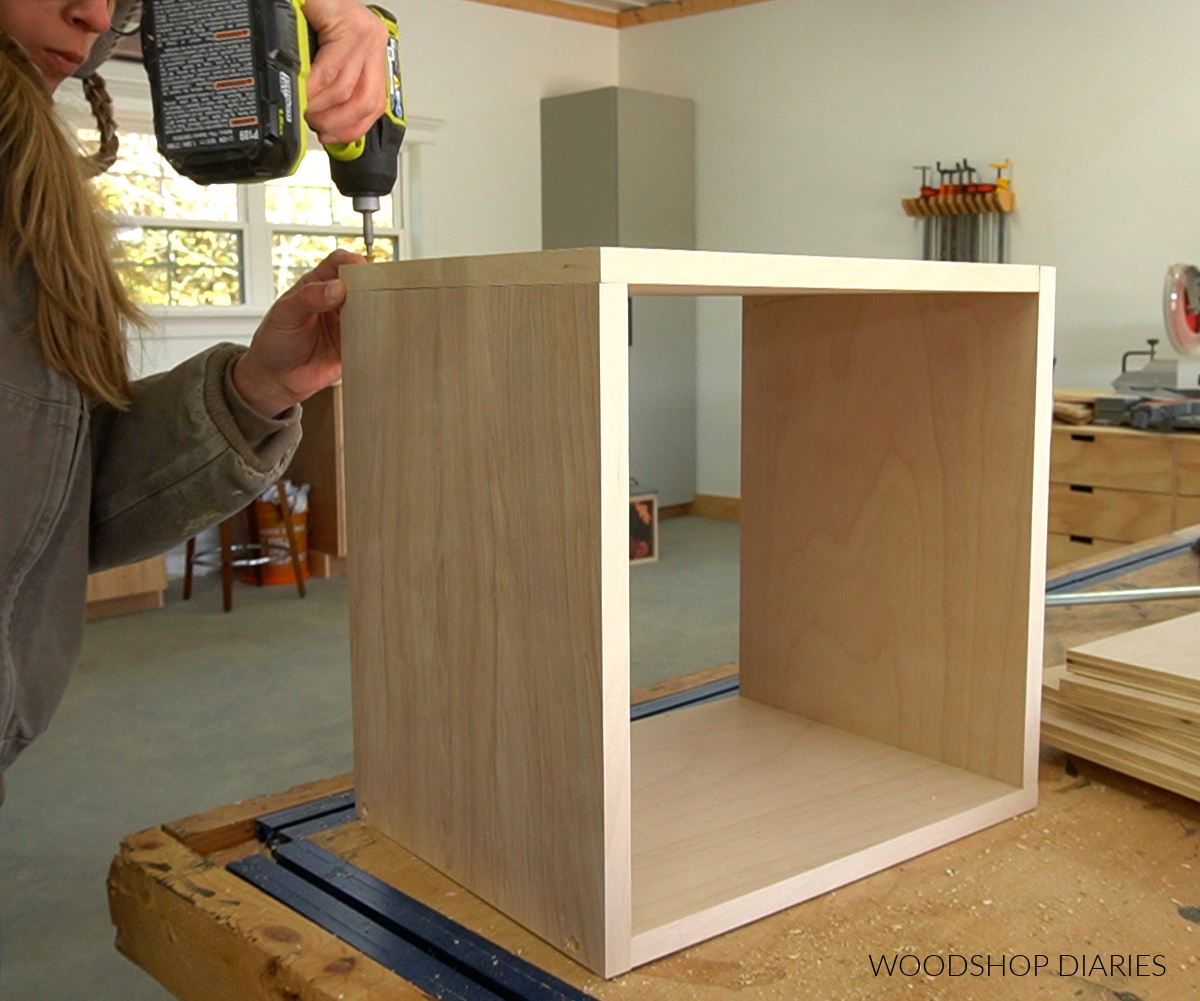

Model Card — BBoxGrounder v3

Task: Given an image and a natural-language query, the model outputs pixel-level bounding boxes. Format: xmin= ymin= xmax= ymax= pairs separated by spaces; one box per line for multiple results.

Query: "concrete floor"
xmin=0 ymin=515 xmax=738 ymax=999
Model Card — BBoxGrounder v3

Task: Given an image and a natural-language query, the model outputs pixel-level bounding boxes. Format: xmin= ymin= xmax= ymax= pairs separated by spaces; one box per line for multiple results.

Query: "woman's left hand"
xmin=232 ymin=249 xmax=363 ymax=418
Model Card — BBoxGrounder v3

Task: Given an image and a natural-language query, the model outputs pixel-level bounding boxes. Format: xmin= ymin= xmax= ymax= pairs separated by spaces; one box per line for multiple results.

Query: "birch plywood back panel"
xmin=739 ymin=292 xmax=1043 ymax=787
xmin=341 ymin=282 xmax=631 ymax=974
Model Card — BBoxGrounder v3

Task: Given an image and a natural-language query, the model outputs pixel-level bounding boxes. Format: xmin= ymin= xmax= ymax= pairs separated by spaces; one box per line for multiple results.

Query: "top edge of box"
xmin=341 ymin=248 xmax=1045 ymax=295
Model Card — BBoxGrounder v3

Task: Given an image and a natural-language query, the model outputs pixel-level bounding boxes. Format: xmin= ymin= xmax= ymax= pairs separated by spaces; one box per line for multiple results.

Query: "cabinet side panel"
xmin=287 ymin=383 xmax=346 ymax=556
xmin=342 ymin=284 xmax=610 ymax=972
xmin=739 ymin=292 xmax=1041 ymax=787
xmin=598 ymin=283 xmax=633 ymax=976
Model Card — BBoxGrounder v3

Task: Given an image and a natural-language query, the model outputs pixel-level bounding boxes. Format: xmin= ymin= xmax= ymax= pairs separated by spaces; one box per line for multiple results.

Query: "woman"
xmin=0 ymin=0 xmax=388 ymax=797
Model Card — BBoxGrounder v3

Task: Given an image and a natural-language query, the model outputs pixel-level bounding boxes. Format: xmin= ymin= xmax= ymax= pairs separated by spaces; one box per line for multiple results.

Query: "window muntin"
xmin=264 ymin=147 xmax=397 ymax=229
xmin=80 ymin=127 xmax=403 ymax=308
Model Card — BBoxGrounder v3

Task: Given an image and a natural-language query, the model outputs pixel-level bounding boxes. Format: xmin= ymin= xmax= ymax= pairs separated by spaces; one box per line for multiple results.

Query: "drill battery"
xmin=141 ymin=0 xmax=313 ymax=184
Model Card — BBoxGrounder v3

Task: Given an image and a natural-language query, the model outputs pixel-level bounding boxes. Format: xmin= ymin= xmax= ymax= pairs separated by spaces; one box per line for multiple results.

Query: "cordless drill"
xmin=140 ymin=0 xmax=406 ymax=256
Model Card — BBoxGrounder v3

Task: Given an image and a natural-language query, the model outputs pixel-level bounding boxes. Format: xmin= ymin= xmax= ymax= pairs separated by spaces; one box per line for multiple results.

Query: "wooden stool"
xmin=182 ymin=479 xmax=306 ymax=612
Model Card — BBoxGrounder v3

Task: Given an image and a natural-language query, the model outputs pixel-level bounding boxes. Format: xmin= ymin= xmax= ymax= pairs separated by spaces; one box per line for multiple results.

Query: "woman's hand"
xmin=302 ymin=0 xmax=390 ymax=145
xmin=232 ymin=249 xmax=364 ymax=418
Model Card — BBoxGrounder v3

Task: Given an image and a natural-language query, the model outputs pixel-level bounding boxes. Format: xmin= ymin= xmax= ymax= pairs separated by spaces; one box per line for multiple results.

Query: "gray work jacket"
xmin=0 ymin=266 xmax=301 ymax=779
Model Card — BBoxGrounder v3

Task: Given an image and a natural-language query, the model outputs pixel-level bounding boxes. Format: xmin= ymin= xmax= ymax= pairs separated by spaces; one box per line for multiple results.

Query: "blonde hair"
xmin=0 ymin=29 xmax=142 ymax=408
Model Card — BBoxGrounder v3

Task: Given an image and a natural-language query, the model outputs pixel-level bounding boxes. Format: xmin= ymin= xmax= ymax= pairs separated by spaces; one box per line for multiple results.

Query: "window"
xmin=86 ymin=129 xmax=242 ymax=305
xmin=266 ymin=148 xmax=401 ymax=299
xmin=80 ymin=125 xmax=406 ymax=309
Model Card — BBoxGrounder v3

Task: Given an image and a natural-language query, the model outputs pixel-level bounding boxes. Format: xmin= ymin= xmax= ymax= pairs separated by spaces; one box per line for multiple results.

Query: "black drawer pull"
xmin=1069 ymin=484 xmax=1094 ymax=493
xmin=1069 ymin=535 xmax=1094 ymax=544
xmin=1070 ymin=433 xmax=1095 ymax=442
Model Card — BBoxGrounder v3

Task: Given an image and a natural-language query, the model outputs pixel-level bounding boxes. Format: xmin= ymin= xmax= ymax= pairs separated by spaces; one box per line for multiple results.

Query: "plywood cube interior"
xmin=340 ymin=250 xmax=1051 ymax=979
xmin=740 ymin=292 xmax=1039 ymax=787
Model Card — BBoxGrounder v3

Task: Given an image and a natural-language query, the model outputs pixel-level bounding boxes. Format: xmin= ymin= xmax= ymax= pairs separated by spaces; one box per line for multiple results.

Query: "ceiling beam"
xmin=460 ymin=0 xmax=776 ymax=29
xmin=461 ymin=0 xmax=619 ymax=27
xmin=616 ymin=0 xmax=775 ymax=27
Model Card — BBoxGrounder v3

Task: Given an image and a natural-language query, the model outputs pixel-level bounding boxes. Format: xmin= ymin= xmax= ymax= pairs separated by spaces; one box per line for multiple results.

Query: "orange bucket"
xmin=240 ymin=499 xmax=310 ymax=585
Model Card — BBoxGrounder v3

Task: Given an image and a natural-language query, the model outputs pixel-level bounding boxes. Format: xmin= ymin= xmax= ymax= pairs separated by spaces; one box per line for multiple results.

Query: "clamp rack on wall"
xmin=903 ymin=159 xmax=1015 ymax=264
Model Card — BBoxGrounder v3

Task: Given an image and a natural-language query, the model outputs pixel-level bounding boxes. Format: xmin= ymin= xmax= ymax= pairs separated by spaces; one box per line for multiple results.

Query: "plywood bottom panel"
xmin=629 ymin=697 xmax=1027 ymax=964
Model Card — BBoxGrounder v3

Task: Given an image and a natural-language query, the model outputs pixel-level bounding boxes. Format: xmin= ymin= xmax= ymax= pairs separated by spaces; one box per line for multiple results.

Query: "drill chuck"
xmin=353 ymin=195 xmax=381 ymax=255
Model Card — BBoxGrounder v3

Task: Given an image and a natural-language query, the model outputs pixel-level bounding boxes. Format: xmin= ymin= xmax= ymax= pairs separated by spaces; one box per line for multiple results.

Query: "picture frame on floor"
xmin=630 ymin=492 xmax=658 ymax=564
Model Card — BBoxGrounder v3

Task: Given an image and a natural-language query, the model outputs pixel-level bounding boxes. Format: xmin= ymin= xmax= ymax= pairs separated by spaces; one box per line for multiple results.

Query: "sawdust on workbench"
xmin=314 ymin=749 xmax=1199 ymax=1001
xmin=587 ymin=752 xmax=1198 ymax=1000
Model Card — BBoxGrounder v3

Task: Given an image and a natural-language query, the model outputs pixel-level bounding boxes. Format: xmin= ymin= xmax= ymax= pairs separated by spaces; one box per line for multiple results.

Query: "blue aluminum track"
xmin=227 ymin=675 xmax=744 ymax=998
xmin=1045 ymin=534 xmax=1199 ymax=594
xmin=230 ymin=792 xmax=597 ymax=1001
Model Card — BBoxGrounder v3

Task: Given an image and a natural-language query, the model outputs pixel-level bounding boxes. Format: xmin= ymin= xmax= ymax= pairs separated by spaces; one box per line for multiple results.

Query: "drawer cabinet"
xmin=1046 ymin=482 xmax=1172 ymax=543
xmin=1045 ymin=533 xmax=1122 ymax=568
xmin=1176 ymin=436 xmax=1200 ymax=498
xmin=1048 ymin=426 xmax=1200 ymax=568
xmin=1049 ymin=427 xmax=1174 ymax=493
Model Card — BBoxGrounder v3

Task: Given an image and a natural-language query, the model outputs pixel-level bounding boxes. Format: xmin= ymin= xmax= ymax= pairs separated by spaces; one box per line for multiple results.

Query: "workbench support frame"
xmin=339 ymin=248 xmax=1055 ymax=978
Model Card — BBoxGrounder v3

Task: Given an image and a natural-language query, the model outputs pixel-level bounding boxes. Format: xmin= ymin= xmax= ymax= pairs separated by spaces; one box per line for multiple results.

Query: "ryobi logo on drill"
xmin=279 ymin=70 xmax=295 ymax=124
xmin=386 ymin=35 xmax=404 ymax=123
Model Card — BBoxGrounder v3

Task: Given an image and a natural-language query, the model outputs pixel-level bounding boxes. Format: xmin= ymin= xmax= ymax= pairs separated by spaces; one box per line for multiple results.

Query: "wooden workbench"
xmin=110 ymin=534 xmax=1200 ymax=1000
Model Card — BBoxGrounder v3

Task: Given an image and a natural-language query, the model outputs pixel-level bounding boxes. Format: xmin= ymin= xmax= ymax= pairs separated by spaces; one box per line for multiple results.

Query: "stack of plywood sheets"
xmin=1042 ymin=610 xmax=1200 ymax=800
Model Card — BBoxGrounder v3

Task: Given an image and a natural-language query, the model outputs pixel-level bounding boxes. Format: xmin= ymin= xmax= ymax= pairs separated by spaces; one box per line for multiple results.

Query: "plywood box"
xmin=339 ymin=248 xmax=1054 ymax=978
xmin=86 ymin=556 xmax=167 ymax=621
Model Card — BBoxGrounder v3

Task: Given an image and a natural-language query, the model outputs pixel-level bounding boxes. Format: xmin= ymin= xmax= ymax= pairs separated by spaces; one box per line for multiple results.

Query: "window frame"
xmin=70 ymin=95 xmax=409 ymax=317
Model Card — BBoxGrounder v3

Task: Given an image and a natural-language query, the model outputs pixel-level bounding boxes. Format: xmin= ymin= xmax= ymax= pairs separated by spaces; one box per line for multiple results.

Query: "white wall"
xmin=71 ymin=0 xmax=1197 ymax=496
xmin=80 ymin=0 xmax=617 ymax=377
xmin=392 ymin=0 xmax=617 ymax=256
xmin=618 ymin=0 xmax=1200 ymax=496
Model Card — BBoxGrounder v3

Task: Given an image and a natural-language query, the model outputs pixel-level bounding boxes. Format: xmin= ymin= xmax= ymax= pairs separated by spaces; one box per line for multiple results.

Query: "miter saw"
xmin=1105 ymin=261 xmax=1200 ymax=395
xmin=1099 ymin=265 xmax=1200 ymax=429
xmin=1164 ymin=263 xmax=1200 ymax=358
xmin=1108 ymin=261 xmax=1200 ymax=424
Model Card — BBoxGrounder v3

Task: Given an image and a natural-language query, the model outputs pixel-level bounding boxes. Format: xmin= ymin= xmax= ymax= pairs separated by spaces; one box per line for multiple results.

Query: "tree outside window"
xmin=81 ymin=128 xmax=404 ymax=307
